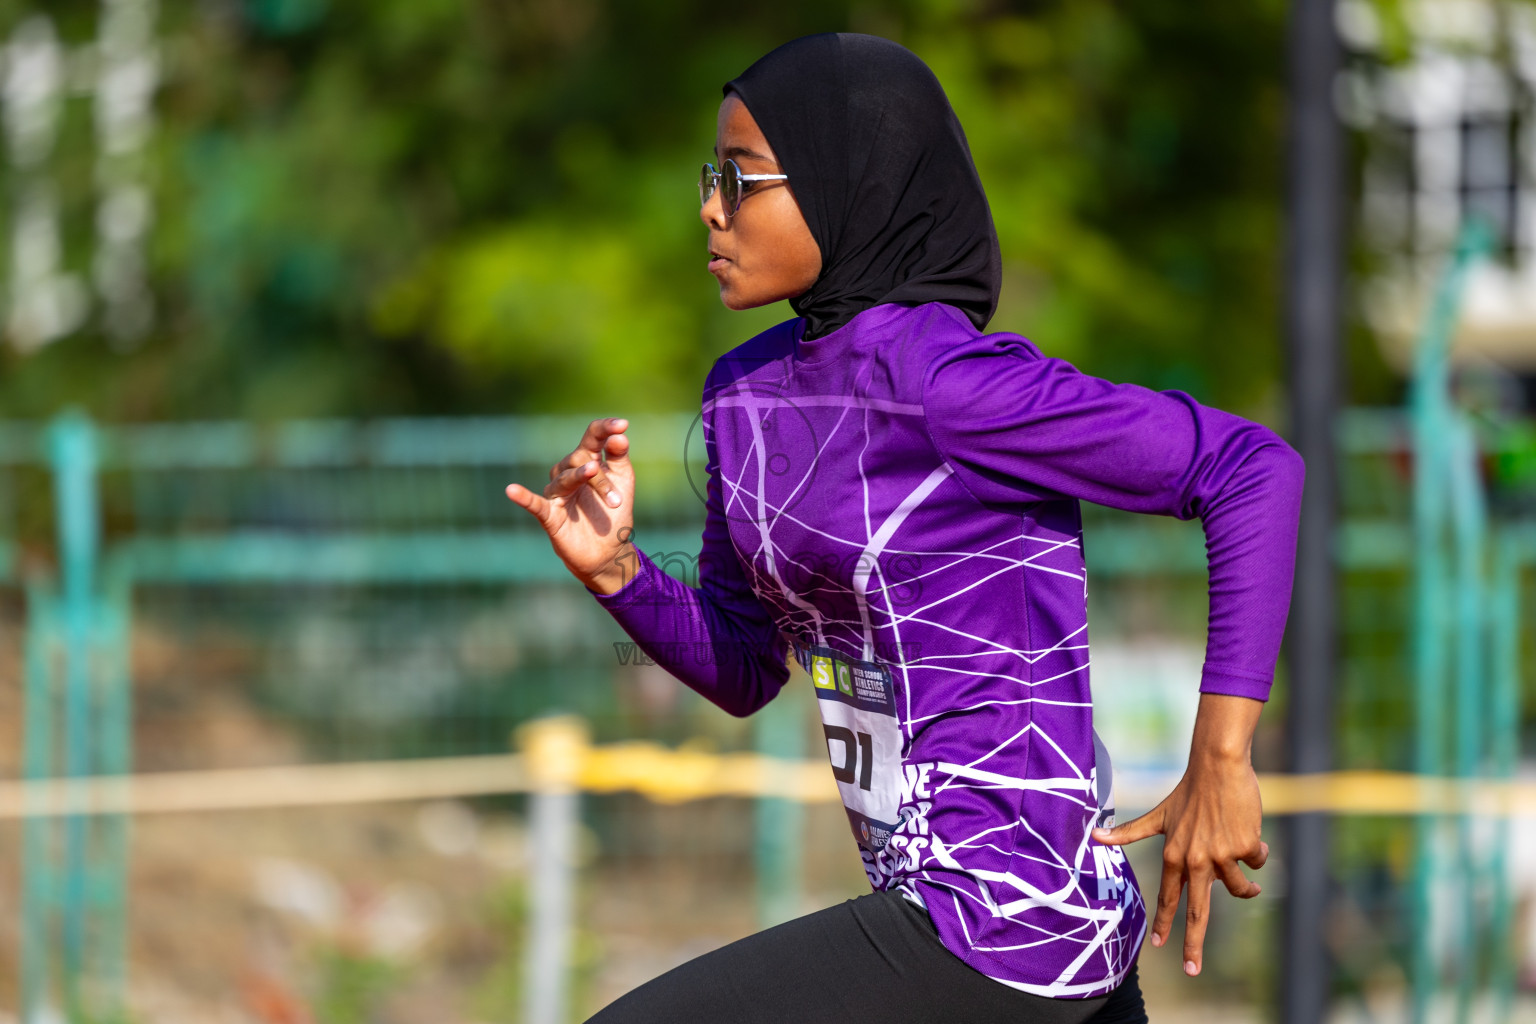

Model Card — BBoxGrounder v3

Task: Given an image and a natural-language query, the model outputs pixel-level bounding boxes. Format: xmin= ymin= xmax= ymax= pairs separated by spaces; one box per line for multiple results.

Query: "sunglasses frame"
xmin=700 ymin=158 xmax=789 ymax=218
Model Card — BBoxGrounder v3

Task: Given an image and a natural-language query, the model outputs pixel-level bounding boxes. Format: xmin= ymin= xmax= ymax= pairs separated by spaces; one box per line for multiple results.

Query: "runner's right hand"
xmin=504 ymin=417 xmax=636 ymax=594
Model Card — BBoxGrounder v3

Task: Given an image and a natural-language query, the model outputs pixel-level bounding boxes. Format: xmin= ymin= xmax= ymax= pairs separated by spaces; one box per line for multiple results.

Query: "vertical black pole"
xmin=1283 ymin=0 xmax=1343 ymax=1021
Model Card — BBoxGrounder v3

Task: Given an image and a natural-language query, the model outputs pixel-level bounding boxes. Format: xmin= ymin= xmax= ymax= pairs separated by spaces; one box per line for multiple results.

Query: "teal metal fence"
xmin=1404 ymin=220 xmax=1532 ymax=1022
xmin=4 ymin=318 xmax=1535 ymax=1018
xmin=8 ymin=412 xmax=722 ymax=1022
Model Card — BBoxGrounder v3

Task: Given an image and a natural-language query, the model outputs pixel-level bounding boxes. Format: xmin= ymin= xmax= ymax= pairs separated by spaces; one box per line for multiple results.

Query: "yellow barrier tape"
xmin=0 ymin=754 xmax=532 ymax=819
xmin=579 ymin=741 xmax=838 ymax=804
xmin=1256 ymin=771 xmax=1532 ymax=817
xmin=0 ymin=718 xmax=1529 ymax=820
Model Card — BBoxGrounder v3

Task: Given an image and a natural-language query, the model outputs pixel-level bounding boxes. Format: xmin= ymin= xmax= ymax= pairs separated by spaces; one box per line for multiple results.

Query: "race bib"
xmin=799 ymin=644 xmax=904 ymax=851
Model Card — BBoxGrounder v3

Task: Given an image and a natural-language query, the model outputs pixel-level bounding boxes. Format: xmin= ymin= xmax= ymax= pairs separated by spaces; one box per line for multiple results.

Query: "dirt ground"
xmin=0 ymin=608 xmax=1291 ymax=1022
xmin=0 ymin=799 xmax=1295 ymax=1023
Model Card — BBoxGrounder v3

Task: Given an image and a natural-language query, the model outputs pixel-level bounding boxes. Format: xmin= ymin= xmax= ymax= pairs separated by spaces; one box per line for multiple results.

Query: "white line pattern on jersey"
xmin=703 ymin=372 xmax=1145 ymax=998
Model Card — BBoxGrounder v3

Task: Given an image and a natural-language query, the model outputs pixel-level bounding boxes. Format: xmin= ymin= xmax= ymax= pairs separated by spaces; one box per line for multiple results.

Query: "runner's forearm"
xmin=591 ymin=545 xmax=790 ymax=717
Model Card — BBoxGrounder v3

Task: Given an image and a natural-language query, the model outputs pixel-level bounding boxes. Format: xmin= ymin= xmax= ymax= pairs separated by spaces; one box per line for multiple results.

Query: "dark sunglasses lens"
xmin=721 ymin=160 xmax=740 ymax=216
xmin=699 ymin=164 xmax=714 ymax=206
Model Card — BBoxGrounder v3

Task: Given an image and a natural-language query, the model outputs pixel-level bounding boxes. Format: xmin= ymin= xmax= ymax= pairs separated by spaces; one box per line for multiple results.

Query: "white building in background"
xmin=1340 ymin=0 xmax=1536 ymax=391
xmin=2 ymin=14 xmax=86 ymax=351
xmin=0 ymin=0 xmax=157 ymax=353
xmin=93 ymin=0 xmax=159 ymax=347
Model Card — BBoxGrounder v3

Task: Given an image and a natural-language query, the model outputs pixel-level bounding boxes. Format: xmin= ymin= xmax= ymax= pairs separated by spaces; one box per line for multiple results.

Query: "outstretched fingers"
xmin=508 ymin=416 xmax=633 ymax=535
xmin=1091 ymin=804 xmax=1165 ymax=848
xmin=547 ymin=418 xmax=629 ymax=508
xmin=545 ymin=459 xmax=602 ymax=500
xmin=1182 ymin=870 xmax=1215 ymax=976
xmin=1093 ymin=804 xmax=1176 ymax=948
xmin=1151 ymin=857 xmax=1183 ymax=951
xmin=505 ymin=482 xmax=557 ymax=530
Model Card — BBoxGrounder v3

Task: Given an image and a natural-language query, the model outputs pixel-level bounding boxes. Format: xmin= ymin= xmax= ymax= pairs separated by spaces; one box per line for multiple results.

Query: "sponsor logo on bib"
xmin=811 ymin=655 xmax=836 ymax=690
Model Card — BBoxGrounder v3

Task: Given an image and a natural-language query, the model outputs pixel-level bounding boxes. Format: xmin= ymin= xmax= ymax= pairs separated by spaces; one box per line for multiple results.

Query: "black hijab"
xmin=725 ymin=33 xmax=1001 ymax=340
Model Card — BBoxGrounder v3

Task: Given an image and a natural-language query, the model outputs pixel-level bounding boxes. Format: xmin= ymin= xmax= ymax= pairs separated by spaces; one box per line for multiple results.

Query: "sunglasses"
xmin=699 ymin=159 xmax=788 ymax=218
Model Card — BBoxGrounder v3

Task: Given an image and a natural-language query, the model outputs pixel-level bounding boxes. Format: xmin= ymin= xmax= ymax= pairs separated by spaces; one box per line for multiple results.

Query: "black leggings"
xmin=587 ymin=888 xmax=1148 ymax=1023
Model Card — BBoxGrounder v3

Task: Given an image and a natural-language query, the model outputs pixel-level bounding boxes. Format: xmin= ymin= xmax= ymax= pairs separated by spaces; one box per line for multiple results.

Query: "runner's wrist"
xmin=1188 ymin=743 xmax=1252 ymax=771
xmin=1188 ymin=693 xmax=1260 ymax=766
xmin=583 ymin=542 xmax=638 ymax=595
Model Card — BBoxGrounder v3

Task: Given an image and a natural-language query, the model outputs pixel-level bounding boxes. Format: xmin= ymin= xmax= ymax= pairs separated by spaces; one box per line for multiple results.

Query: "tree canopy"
xmin=1 ymin=0 xmax=1309 ymax=423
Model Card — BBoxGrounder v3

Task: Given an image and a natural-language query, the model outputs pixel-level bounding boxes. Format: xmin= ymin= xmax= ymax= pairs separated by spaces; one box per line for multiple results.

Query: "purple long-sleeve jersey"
xmin=591 ymin=302 xmax=1304 ymax=997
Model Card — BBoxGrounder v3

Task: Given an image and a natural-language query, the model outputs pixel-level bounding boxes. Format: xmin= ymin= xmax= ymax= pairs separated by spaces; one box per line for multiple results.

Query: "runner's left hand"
xmin=1090 ymin=693 xmax=1267 ymax=978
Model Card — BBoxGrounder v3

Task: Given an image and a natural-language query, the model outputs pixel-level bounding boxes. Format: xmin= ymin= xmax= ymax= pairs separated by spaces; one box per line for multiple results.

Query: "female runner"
xmin=505 ymin=33 xmax=1304 ymax=1024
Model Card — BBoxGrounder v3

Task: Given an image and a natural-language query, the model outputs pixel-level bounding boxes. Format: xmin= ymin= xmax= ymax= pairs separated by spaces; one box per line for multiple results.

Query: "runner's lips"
xmin=708 ymin=250 xmax=731 ymax=271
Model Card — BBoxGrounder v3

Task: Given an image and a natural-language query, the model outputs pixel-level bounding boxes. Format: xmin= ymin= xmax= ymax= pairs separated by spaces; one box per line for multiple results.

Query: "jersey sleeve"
xmin=589 ymin=417 xmax=790 ymax=718
xmin=920 ymin=333 xmax=1305 ymax=702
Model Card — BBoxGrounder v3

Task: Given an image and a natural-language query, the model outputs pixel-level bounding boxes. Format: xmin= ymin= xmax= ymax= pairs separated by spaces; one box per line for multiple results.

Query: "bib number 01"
xmin=797 ymin=644 xmax=903 ymax=851
xmin=824 ymin=725 xmax=874 ymax=790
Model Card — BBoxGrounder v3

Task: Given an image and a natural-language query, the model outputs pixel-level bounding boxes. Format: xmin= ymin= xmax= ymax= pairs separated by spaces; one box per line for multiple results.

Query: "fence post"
xmin=21 ymin=582 xmax=58 ymax=1024
xmin=1448 ymin=418 xmax=1487 ymax=1021
xmin=520 ymin=716 xmax=587 ymax=1024
xmin=1488 ymin=533 xmax=1521 ymax=1021
xmin=754 ymin=692 xmax=804 ymax=928
xmin=1281 ymin=0 xmax=1344 ymax=1017
xmin=97 ymin=572 xmax=134 ymax=1007
xmin=48 ymin=411 xmax=102 ymax=1015
xmin=1409 ymin=220 xmax=1492 ymax=1022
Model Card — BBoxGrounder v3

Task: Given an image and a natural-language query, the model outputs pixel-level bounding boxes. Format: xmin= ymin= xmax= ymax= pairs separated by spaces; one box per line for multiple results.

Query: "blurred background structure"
xmin=0 ymin=0 xmax=1534 ymax=1022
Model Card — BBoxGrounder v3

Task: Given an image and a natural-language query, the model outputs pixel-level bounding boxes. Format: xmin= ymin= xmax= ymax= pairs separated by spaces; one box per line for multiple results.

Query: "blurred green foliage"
xmin=467 ymin=872 xmax=604 ymax=1022
xmin=0 ymin=0 xmax=1309 ymax=422
xmin=312 ymin=944 xmax=403 ymax=1024
xmin=466 ymin=878 xmax=528 ymax=1023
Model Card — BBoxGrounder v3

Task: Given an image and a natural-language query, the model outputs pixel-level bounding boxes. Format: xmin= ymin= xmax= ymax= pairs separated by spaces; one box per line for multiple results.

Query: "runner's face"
xmin=702 ymin=95 xmax=822 ymax=310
